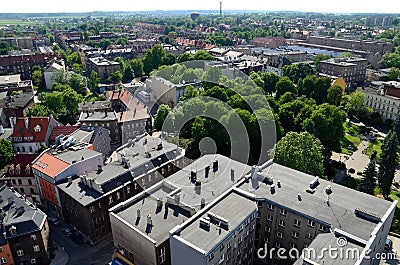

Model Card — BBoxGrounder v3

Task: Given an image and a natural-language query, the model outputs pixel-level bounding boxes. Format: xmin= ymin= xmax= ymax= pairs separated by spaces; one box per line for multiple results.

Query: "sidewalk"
xmin=50 ymin=243 xmax=70 ymax=265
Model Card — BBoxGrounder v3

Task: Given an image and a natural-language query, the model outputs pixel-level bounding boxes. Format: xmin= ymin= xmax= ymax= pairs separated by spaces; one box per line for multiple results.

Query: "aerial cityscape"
xmin=1 ymin=1 xmax=400 ymax=265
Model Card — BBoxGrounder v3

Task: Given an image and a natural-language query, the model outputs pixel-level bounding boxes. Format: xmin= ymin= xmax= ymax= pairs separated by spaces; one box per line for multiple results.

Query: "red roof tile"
xmin=12 ymin=117 xmax=51 ymax=143
xmin=32 ymin=153 xmax=69 ymax=179
xmin=49 ymin=126 xmax=79 ymax=142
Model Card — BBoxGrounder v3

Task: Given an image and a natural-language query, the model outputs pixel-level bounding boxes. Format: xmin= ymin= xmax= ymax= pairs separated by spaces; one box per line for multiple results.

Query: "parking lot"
xmin=49 ymin=218 xmax=114 ymax=265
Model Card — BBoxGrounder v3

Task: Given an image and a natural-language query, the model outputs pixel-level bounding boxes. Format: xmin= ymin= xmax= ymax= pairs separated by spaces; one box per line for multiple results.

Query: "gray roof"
xmin=0 ymin=92 xmax=33 ymax=109
xmin=79 ymin=111 xmax=117 ymax=122
xmin=294 ymin=233 xmax=363 ymax=265
xmin=237 ymin=163 xmax=393 ymax=242
xmin=111 ymin=154 xmax=251 ymax=245
xmin=57 ymin=135 xmax=184 ymax=206
xmin=54 ymin=148 xmax=101 ymax=165
xmin=176 ymin=190 xmax=257 ymax=254
xmin=0 ymin=185 xmax=46 ymax=241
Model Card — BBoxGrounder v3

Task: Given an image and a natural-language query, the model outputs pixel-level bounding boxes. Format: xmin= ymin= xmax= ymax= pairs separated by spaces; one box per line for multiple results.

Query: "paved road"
xmin=50 ymin=223 xmax=114 ymax=265
xmin=380 ymin=235 xmax=400 ymax=265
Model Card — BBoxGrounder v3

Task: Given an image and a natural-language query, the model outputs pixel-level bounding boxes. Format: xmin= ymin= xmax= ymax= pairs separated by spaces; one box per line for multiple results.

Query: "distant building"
xmin=86 ymin=56 xmax=120 ymax=82
xmin=191 ymin=12 xmax=200 ymax=20
xmin=0 ymin=54 xmax=52 ymax=80
xmin=318 ymin=57 xmax=368 ymax=90
xmin=0 ymin=37 xmax=34 ymax=50
xmin=0 ymin=185 xmax=51 ymax=265
xmin=6 ymin=154 xmax=40 ymax=204
xmin=57 ymin=134 xmax=184 ymax=244
xmin=0 ymin=74 xmax=33 ymax=94
xmin=361 ymin=81 xmax=400 ymax=120
xmin=67 ymin=125 xmax=111 ymax=158
xmin=250 ymin=37 xmax=286 ymax=49
xmin=0 ymin=92 xmax=35 ymax=128
xmin=43 ymin=58 xmax=65 ymax=90
xmin=9 ymin=116 xmax=59 ymax=154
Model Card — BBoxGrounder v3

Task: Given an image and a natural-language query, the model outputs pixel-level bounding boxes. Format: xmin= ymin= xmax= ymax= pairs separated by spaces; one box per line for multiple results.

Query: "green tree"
xmin=89 ymin=71 xmax=100 ymax=92
xmin=68 ymin=73 xmax=87 ymax=95
xmin=43 ymin=91 xmax=64 ymax=113
xmin=109 ymin=71 xmax=123 ymax=84
xmin=177 ymin=53 xmax=194 ymax=63
xmin=314 ymin=54 xmax=331 ymax=71
xmin=338 ymin=52 xmax=360 ymax=58
xmin=275 ymin=76 xmax=296 ymax=98
xmin=163 ymin=53 xmax=176 ymax=66
xmin=0 ymin=41 xmax=11 ymax=55
xmin=343 ymin=91 xmax=365 ymax=117
xmin=32 ymin=69 xmax=44 ymax=90
xmin=272 ymin=131 xmax=324 ymax=176
xmin=379 ymin=52 xmax=400 ymax=68
xmin=378 ymin=130 xmax=399 ymax=199
xmin=73 ymin=63 xmax=83 ymax=74
xmin=66 ymin=52 xmax=80 ymax=67
xmin=193 ymin=50 xmax=214 ymax=61
xmin=0 ymin=139 xmax=13 ymax=168
xmin=130 ymin=59 xmax=144 ymax=77
xmin=122 ymin=66 xmax=134 ymax=83
xmin=63 ymin=87 xmax=83 ymax=116
xmin=358 ymin=160 xmax=377 ymax=195
xmin=26 ymin=104 xmax=55 ymax=118
xmin=388 ymin=67 xmax=400 ymax=81
xmin=393 ymin=114 xmax=400 ymax=141
xmin=179 ymin=85 xmax=199 ymax=102
xmin=143 ymin=44 xmax=166 ymax=74
xmin=154 ymin=104 xmax=171 ymax=131
xmin=327 ymin=85 xmax=343 ymax=106
xmin=282 ymin=63 xmax=314 ymax=84
xmin=305 ymin=103 xmax=346 ymax=154
xmin=99 ymin=38 xmax=112 ymax=50
xmin=262 ymin=72 xmax=279 ymax=95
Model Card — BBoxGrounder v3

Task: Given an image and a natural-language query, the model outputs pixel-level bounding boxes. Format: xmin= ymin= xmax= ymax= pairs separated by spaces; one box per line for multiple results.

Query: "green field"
xmin=0 ymin=19 xmax=36 ymax=26
xmin=363 ymin=139 xmax=383 ymax=159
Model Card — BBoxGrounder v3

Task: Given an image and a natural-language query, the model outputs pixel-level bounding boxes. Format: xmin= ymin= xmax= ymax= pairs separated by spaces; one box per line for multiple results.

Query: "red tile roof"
xmin=12 ymin=117 xmax=51 ymax=143
xmin=32 ymin=153 xmax=69 ymax=179
xmin=107 ymin=90 xmax=149 ymax=122
xmin=7 ymin=154 xmax=38 ymax=177
xmin=49 ymin=126 xmax=79 ymax=143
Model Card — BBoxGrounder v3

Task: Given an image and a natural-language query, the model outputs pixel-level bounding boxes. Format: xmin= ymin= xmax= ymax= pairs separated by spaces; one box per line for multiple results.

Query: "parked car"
xmin=385 ymin=237 xmax=393 ymax=250
xmin=62 ymin=227 xmax=72 ymax=237
xmin=70 ymin=231 xmax=83 ymax=244
xmin=49 ymin=217 xmax=61 ymax=226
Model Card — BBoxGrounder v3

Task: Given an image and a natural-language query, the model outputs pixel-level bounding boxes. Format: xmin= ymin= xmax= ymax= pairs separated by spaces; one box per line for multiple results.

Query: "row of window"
xmin=11 ymin=178 xmax=33 ymax=185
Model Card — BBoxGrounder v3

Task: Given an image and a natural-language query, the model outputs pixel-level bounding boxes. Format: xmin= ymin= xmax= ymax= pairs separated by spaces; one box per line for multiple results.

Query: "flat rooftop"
xmin=237 ymin=163 xmax=393 ymax=242
xmin=111 ymin=154 xmax=251 ymax=245
xmin=79 ymin=111 xmax=117 ymax=122
xmin=176 ymin=190 xmax=257 ymax=254
xmin=54 ymin=148 xmax=101 ymax=165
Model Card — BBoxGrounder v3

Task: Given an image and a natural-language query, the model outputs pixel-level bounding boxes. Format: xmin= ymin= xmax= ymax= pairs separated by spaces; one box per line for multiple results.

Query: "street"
xmin=380 ymin=235 xmax=400 ymax=265
xmin=50 ymin=222 xmax=114 ymax=265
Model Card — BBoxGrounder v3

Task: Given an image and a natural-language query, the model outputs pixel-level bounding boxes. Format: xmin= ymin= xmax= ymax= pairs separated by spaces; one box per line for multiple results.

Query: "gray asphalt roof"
xmin=237 ymin=163 xmax=393 ymax=242
xmin=294 ymin=233 xmax=364 ymax=265
xmin=55 ymin=148 xmax=101 ymax=165
xmin=79 ymin=111 xmax=117 ymax=122
xmin=116 ymin=183 xmax=190 ymax=245
xmin=0 ymin=185 xmax=46 ymax=240
xmin=112 ymin=154 xmax=251 ymax=245
xmin=176 ymin=190 xmax=257 ymax=254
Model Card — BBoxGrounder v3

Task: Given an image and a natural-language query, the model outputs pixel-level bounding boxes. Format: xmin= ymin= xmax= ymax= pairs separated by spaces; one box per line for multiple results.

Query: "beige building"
xmin=86 ymin=56 xmax=120 ymax=81
xmin=361 ymin=81 xmax=400 ymax=120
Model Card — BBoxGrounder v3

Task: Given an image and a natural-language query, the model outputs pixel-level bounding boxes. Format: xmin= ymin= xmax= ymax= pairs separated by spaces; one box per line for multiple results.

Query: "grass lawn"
xmin=344 ymin=122 xmax=362 ymax=135
xmin=363 ymin=139 xmax=382 ymax=159
xmin=340 ymin=134 xmax=361 ymax=154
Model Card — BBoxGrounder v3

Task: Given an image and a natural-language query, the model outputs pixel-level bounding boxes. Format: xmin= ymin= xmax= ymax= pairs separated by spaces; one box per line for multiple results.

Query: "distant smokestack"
xmin=220 ymin=1 xmax=222 ymax=16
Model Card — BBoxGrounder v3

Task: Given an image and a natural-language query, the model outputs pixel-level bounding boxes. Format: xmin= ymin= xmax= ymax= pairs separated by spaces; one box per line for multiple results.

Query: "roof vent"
xmin=199 ymin=217 xmax=211 ymax=231
xmin=277 ymin=180 xmax=281 ymax=188
xmin=325 ymin=185 xmax=332 ymax=195
xmin=7 ymin=197 xmax=14 ymax=205
xmin=205 ymin=166 xmax=210 ymax=178
xmin=213 ymin=160 xmax=219 ymax=172
xmin=231 ymin=169 xmax=235 ymax=181
xmin=201 ymin=198 xmax=206 ymax=209
xmin=354 ymin=208 xmax=380 ymax=223
xmin=147 ymin=214 xmax=152 ymax=226
xmin=310 ymin=177 xmax=319 ymax=189
xmin=298 ymin=193 xmax=302 ymax=201
xmin=270 ymin=184 xmax=276 ymax=193
xmin=137 ymin=209 xmax=141 ymax=219
xmin=67 ymin=176 xmax=72 ymax=184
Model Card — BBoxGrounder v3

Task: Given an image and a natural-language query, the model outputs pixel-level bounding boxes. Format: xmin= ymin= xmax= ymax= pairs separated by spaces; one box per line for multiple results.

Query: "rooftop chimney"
xmin=7 ymin=197 xmax=14 ymax=205
xmin=205 ymin=166 xmax=210 ymax=178
xmin=298 ymin=193 xmax=302 ymax=201
xmin=137 ymin=209 xmax=141 ymax=219
xmin=231 ymin=169 xmax=235 ymax=181
xmin=147 ymin=214 xmax=152 ymax=226
xmin=213 ymin=160 xmax=219 ymax=172
xmin=67 ymin=176 xmax=72 ymax=185
xmin=201 ymin=198 xmax=206 ymax=209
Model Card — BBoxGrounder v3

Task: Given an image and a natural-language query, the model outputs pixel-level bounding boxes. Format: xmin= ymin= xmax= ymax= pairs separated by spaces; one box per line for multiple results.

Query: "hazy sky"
xmin=2 ymin=0 xmax=400 ymax=14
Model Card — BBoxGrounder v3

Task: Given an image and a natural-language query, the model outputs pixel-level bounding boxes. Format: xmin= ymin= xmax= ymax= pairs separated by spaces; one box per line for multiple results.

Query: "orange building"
xmin=0 ymin=241 xmax=15 ymax=265
xmin=39 ymin=178 xmax=57 ymax=205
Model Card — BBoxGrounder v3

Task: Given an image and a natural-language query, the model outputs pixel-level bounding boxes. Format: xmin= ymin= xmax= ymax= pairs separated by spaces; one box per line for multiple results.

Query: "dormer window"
xmin=34 ymin=125 xmax=41 ymax=133
xmin=8 ymin=165 xmax=14 ymax=175
xmin=9 ymin=226 xmax=17 ymax=235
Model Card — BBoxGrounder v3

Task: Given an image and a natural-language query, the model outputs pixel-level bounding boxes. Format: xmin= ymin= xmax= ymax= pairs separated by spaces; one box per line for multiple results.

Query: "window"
xmin=227 ymin=242 xmax=231 ymax=249
xmin=278 ymin=220 xmax=285 ymax=227
xmin=294 ymin=219 xmax=301 ymax=227
xmin=160 ymin=247 xmax=166 ymax=263
xmin=268 ymin=203 xmax=274 ymax=210
xmin=18 ymin=179 xmax=22 ymax=185
xmin=28 ymin=179 xmax=32 ymax=185
xmin=116 ymin=192 xmax=121 ymax=200
xmin=0 ymin=257 xmax=6 ymax=264
xmin=208 ymin=253 xmax=214 ymax=261
xmin=31 ymin=234 xmax=37 ymax=241
xmin=109 ymin=195 xmax=113 ymax=205
xmin=306 ymin=232 xmax=313 ymax=239
xmin=290 ymin=243 xmax=297 ymax=249
xmin=267 ymin=214 xmax=273 ymax=222
xmin=89 ymin=206 xmax=95 ymax=214
xmin=219 ymin=254 xmax=225 ymax=264
xmin=33 ymin=245 xmax=40 ymax=252
xmin=31 ymin=259 xmax=36 ymax=264
xmin=277 ymin=231 xmax=283 ymax=239
xmin=20 ymin=188 xmax=24 ymax=194
xmin=265 ymin=226 xmax=271 ymax=233
xmin=127 ymin=186 xmax=131 ymax=194
xmin=292 ymin=231 xmax=299 ymax=238
xmin=17 ymin=249 xmax=24 ymax=256
xmin=319 ymin=224 xmax=328 ymax=232
xmin=308 ymin=220 xmax=315 ymax=227
xmin=280 ymin=209 xmax=287 ymax=216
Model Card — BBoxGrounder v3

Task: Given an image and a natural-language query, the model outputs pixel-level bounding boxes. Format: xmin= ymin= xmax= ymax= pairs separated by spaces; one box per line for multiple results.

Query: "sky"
xmin=2 ymin=0 xmax=400 ymax=14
